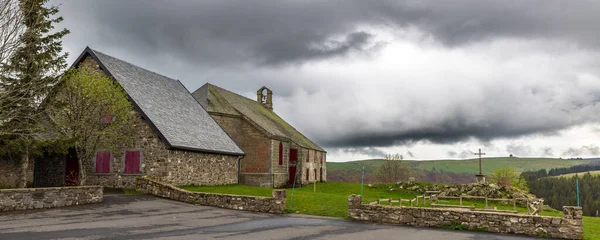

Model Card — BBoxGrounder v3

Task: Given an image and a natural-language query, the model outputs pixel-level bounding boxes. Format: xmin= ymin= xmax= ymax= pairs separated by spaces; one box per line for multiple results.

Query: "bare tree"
xmin=0 ymin=0 xmax=24 ymax=70
xmin=377 ymin=153 xmax=410 ymax=183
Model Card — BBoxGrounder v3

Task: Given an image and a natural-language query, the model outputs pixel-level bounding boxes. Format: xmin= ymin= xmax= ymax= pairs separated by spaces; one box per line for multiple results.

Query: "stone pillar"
xmin=272 ymin=189 xmax=286 ymax=200
xmin=348 ymin=194 xmax=362 ymax=210
xmin=563 ymin=206 xmax=583 ymax=220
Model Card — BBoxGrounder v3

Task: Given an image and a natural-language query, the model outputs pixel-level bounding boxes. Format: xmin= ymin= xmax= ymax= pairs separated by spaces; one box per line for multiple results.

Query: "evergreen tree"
xmin=0 ymin=0 xmax=69 ymax=187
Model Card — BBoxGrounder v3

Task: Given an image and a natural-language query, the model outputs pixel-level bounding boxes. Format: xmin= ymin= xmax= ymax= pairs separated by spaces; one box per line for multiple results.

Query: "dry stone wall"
xmin=348 ymin=195 xmax=583 ymax=239
xmin=0 ymin=186 xmax=103 ymax=211
xmin=136 ymin=177 xmax=286 ymax=214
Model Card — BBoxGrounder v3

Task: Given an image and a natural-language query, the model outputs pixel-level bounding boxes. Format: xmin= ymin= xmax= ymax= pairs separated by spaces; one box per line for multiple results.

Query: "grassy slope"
xmin=551 ymin=170 xmax=600 ymax=179
xmin=329 ymin=157 xmax=592 ymax=175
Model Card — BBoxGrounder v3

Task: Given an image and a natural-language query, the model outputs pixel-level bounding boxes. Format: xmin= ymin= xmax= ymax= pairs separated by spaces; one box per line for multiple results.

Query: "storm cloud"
xmin=53 ymin=0 xmax=600 ymax=160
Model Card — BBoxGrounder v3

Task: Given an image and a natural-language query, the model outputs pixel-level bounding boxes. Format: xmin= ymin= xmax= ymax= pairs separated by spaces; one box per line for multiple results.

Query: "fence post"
xmin=377 ymin=199 xmax=380 ymax=205
xmin=459 ymin=196 xmax=462 ymax=206
xmin=513 ymin=199 xmax=517 ymax=212
xmin=416 ymin=196 xmax=419 ymax=206
xmin=389 ymin=198 xmax=393 ymax=206
xmin=485 ymin=197 xmax=488 ymax=208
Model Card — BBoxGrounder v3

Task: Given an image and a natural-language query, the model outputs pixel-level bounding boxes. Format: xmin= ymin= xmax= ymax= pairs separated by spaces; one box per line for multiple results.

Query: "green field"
xmin=182 ymin=182 xmax=559 ymax=218
xmin=584 ymin=216 xmax=600 ymax=240
xmin=328 ymin=157 xmax=592 ymax=175
xmin=552 ymin=170 xmax=600 ymax=179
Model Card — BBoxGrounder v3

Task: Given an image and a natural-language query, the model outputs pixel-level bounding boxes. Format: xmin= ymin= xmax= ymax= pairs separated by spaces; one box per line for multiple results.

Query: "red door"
xmin=288 ymin=166 xmax=296 ymax=184
xmin=65 ymin=148 xmax=80 ymax=186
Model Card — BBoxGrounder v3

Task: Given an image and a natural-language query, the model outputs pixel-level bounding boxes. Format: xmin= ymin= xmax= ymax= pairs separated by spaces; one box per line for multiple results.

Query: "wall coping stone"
xmin=136 ymin=177 xmax=286 ymax=213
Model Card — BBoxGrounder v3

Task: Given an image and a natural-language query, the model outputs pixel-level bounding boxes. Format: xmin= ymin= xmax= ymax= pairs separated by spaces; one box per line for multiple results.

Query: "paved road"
xmin=0 ymin=194 xmax=536 ymax=240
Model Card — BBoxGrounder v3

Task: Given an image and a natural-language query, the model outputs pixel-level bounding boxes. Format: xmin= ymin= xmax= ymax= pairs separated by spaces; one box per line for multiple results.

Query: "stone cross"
xmin=474 ymin=148 xmax=486 ymax=175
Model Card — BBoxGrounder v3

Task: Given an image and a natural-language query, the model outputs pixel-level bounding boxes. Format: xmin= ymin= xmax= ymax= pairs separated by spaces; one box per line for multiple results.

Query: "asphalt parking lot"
xmin=0 ymin=194 xmax=536 ymax=240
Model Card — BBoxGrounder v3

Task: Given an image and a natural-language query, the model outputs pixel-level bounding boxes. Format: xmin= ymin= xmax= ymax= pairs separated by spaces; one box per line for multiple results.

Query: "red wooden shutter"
xmin=320 ymin=152 xmax=323 ymax=164
xmin=278 ymin=142 xmax=283 ymax=165
xmin=306 ymin=150 xmax=310 ymax=162
xmin=290 ymin=149 xmax=297 ymax=162
xmin=314 ymin=151 xmax=317 ymax=163
xmin=125 ymin=151 xmax=141 ymax=174
xmin=306 ymin=168 xmax=309 ymax=181
xmin=95 ymin=151 xmax=110 ymax=173
xmin=314 ymin=169 xmax=317 ymax=180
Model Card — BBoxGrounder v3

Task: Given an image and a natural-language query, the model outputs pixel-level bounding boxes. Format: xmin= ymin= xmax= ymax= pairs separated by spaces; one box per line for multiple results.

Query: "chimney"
xmin=256 ymin=86 xmax=273 ymax=110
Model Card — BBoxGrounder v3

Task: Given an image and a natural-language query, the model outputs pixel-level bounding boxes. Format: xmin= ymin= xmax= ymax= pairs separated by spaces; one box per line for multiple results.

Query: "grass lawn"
xmin=584 ymin=217 xmax=600 ymax=240
xmin=182 ymin=182 xmax=560 ymax=218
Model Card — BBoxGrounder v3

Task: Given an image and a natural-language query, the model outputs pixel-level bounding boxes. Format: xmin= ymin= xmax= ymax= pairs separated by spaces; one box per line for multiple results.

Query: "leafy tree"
xmin=377 ymin=153 xmax=411 ymax=183
xmin=489 ymin=167 xmax=528 ymax=191
xmin=46 ymin=66 xmax=136 ymax=185
xmin=0 ymin=0 xmax=69 ymax=187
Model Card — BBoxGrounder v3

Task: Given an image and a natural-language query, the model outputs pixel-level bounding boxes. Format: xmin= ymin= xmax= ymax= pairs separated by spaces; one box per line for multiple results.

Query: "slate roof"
xmin=73 ymin=47 xmax=244 ymax=156
xmin=192 ymin=83 xmax=325 ymax=152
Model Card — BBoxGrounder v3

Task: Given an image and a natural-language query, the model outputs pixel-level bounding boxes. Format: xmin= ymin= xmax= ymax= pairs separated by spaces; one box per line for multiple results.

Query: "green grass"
xmin=182 ymin=182 xmax=561 ymax=218
xmin=551 ymin=170 xmax=600 ymax=179
xmin=183 ymin=182 xmax=418 ymax=218
xmin=584 ymin=217 xmax=600 ymax=240
xmin=328 ymin=157 xmax=592 ymax=175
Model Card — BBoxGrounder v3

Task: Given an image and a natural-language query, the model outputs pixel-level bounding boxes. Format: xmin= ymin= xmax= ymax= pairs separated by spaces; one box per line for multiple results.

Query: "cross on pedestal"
xmin=474 ymin=148 xmax=486 ymax=175
xmin=474 ymin=148 xmax=486 ymax=183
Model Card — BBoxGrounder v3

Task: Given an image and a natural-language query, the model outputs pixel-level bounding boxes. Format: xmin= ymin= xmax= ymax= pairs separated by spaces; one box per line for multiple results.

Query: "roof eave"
xmin=169 ymin=145 xmax=245 ymax=156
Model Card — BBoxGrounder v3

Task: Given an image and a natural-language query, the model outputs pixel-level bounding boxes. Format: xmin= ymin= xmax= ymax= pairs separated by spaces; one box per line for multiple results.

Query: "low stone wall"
xmin=0 ymin=186 xmax=103 ymax=211
xmin=136 ymin=177 xmax=286 ymax=214
xmin=348 ymin=195 xmax=583 ymax=239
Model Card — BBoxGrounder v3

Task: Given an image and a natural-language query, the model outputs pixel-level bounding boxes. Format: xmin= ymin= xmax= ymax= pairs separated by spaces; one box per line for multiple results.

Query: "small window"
xmin=278 ymin=142 xmax=283 ymax=165
xmin=314 ymin=169 xmax=317 ymax=180
xmin=95 ymin=151 xmax=111 ymax=173
xmin=306 ymin=150 xmax=310 ymax=162
xmin=124 ymin=150 xmax=141 ymax=174
xmin=306 ymin=168 xmax=309 ymax=181
xmin=290 ymin=149 xmax=298 ymax=162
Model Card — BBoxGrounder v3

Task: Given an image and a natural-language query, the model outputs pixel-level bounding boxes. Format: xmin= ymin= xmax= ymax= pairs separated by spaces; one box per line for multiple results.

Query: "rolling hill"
xmin=327 ymin=157 xmax=593 ymax=183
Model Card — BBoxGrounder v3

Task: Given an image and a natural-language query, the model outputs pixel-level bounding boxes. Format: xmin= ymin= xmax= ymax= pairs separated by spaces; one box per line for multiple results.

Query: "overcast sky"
xmin=53 ymin=0 xmax=600 ymax=162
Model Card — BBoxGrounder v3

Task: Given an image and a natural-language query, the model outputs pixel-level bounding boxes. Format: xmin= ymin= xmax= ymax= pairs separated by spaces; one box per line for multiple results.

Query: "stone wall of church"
xmin=80 ymin=56 xmax=238 ymax=189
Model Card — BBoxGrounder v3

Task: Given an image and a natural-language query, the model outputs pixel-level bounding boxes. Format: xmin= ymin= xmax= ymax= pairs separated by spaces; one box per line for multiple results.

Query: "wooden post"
xmin=485 ymin=197 xmax=488 ymax=208
xmin=389 ymin=198 xmax=393 ymax=206
xmin=460 ymin=196 xmax=462 ymax=206
xmin=513 ymin=199 xmax=517 ymax=212
xmin=424 ymin=196 xmax=427 ymax=206
xmin=399 ymin=197 xmax=402 ymax=207
xmin=416 ymin=196 xmax=419 ymax=206
xmin=377 ymin=199 xmax=380 ymax=205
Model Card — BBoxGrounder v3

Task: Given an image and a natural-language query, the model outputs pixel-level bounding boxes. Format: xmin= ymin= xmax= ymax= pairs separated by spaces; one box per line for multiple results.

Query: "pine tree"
xmin=0 ymin=0 xmax=69 ymax=187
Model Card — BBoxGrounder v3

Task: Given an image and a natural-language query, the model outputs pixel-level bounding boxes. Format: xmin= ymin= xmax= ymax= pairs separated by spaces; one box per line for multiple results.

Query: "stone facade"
xmin=33 ymin=56 xmax=241 ymax=190
xmin=347 ymin=195 xmax=583 ymax=239
xmin=0 ymin=186 xmax=103 ymax=211
xmin=211 ymin=113 xmax=326 ymax=188
xmin=136 ymin=177 xmax=286 ymax=214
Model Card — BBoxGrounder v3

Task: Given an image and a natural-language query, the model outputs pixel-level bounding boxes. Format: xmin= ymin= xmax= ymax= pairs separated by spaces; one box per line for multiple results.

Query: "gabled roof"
xmin=72 ymin=47 xmax=244 ymax=156
xmin=192 ymin=83 xmax=325 ymax=152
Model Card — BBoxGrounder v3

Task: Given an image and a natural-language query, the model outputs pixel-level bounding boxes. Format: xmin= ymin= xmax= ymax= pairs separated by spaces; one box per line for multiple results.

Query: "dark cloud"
xmin=541 ymin=147 xmax=555 ymax=157
xmin=55 ymin=0 xmax=600 ymax=68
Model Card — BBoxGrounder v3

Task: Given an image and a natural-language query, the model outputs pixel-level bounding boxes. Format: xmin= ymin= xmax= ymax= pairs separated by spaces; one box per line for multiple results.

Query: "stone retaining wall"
xmin=0 ymin=186 xmax=103 ymax=211
xmin=136 ymin=177 xmax=286 ymax=214
xmin=348 ymin=195 xmax=583 ymax=239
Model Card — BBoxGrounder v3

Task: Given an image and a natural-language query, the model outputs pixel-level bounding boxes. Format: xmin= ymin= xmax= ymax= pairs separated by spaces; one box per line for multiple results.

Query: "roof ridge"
xmin=90 ymin=48 xmax=180 ymax=84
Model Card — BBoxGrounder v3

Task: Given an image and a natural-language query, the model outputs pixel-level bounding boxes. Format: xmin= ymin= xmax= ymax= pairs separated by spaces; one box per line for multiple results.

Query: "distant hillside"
xmin=327 ymin=157 xmax=592 ymax=183
xmin=551 ymin=170 xmax=600 ymax=179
